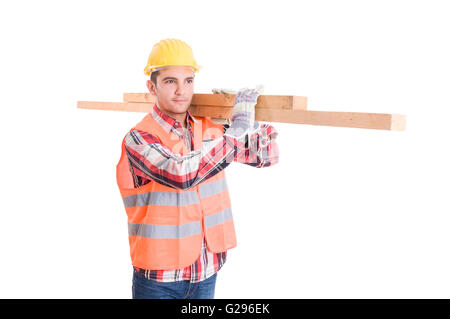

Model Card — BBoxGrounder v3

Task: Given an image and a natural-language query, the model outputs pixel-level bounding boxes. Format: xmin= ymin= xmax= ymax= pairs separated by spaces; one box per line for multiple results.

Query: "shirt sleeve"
xmin=124 ymin=128 xmax=245 ymax=190
xmin=225 ymin=123 xmax=280 ymax=168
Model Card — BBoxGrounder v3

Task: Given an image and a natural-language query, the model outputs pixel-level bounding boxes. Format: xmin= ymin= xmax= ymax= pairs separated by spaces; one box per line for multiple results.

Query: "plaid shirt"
xmin=124 ymin=103 xmax=279 ymax=282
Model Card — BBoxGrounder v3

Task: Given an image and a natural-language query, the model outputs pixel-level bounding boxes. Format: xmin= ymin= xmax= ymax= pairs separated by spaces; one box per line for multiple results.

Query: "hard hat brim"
xmin=145 ymin=65 xmax=201 ymax=76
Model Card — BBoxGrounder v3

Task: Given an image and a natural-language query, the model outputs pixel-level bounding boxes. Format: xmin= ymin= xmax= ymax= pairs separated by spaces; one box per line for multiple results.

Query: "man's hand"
xmin=212 ymin=85 xmax=264 ymax=138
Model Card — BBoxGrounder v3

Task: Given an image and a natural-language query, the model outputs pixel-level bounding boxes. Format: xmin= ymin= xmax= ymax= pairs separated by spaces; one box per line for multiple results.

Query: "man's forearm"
xmin=124 ymin=127 xmax=260 ymax=190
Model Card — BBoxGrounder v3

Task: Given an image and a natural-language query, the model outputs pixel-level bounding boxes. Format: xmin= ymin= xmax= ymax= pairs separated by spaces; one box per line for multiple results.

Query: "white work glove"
xmin=211 ymin=88 xmax=237 ymax=95
xmin=212 ymin=85 xmax=264 ymax=139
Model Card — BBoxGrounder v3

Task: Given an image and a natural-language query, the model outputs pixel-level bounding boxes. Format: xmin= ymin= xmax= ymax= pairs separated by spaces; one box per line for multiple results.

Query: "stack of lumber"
xmin=77 ymin=93 xmax=406 ymax=131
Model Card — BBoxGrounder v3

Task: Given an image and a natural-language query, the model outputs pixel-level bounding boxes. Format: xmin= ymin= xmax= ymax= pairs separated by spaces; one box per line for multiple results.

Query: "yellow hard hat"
xmin=143 ymin=38 xmax=201 ymax=76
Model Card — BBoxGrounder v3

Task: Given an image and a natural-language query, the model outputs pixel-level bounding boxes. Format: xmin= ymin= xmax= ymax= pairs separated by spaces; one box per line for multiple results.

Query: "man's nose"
xmin=175 ymin=84 xmax=186 ymax=95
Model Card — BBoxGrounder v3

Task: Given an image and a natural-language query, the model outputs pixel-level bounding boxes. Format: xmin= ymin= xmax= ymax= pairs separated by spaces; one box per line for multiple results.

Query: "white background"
xmin=1 ymin=0 xmax=449 ymax=298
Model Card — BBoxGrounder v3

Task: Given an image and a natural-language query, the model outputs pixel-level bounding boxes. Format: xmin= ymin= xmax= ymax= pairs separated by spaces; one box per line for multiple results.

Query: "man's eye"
xmin=187 ymin=79 xmax=193 ymax=83
xmin=166 ymin=80 xmax=174 ymax=84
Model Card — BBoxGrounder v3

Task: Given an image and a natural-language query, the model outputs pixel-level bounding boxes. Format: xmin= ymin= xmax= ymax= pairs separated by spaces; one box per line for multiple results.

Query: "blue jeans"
xmin=132 ymin=269 xmax=218 ymax=299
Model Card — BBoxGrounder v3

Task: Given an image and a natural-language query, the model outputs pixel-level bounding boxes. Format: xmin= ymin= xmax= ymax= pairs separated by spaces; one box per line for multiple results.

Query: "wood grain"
xmin=77 ymin=101 xmax=405 ymax=131
xmin=123 ymin=93 xmax=308 ymax=110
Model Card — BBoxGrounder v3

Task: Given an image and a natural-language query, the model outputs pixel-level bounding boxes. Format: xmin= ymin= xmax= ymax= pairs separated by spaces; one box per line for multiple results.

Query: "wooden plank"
xmin=255 ymin=109 xmax=406 ymax=131
xmin=77 ymin=101 xmax=405 ymax=131
xmin=293 ymin=96 xmax=308 ymax=110
xmin=190 ymin=105 xmax=406 ymax=131
xmin=123 ymin=93 xmax=308 ymax=110
xmin=123 ymin=93 xmax=155 ymax=103
xmin=78 ymin=101 xmax=153 ymax=113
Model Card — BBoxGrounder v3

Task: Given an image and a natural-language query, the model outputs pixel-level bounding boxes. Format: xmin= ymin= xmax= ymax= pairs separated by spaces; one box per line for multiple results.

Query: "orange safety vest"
xmin=116 ymin=110 xmax=237 ymax=270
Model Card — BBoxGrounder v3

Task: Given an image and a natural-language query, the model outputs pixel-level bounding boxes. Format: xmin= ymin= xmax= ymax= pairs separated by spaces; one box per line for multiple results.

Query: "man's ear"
xmin=147 ymin=80 xmax=157 ymax=96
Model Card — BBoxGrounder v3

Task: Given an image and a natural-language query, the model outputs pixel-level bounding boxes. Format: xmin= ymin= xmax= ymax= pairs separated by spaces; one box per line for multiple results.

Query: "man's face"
xmin=146 ymin=66 xmax=195 ymax=117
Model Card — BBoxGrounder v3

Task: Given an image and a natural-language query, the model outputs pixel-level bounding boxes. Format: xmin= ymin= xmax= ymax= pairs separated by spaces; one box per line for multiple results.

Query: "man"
xmin=115 ymin=38 xmax=279 ymax=299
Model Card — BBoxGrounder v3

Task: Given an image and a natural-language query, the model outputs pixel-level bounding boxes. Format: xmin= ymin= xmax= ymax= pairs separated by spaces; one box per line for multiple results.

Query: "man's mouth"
xmin=173 ymin=99 xmax=188 ymax=103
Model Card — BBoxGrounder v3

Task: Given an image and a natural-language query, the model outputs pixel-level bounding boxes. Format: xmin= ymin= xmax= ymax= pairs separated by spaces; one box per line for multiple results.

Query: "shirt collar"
xmin=151 ymin=103 xmax=197 ymax=134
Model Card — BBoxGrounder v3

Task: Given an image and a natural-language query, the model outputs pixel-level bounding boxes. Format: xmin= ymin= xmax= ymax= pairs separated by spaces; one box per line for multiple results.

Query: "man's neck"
xmin=178 ymin=113 xmax=188 ymax=129
xmin=156 ymin=104 xmax=187 ymax=128
xmin=170 ymin=113 xmax=187 ymax=128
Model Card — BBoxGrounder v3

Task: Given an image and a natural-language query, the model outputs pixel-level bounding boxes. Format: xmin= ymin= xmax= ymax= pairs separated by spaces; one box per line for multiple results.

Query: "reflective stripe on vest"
xmin=122 ymin=178 xmax=228 ymax=208
xmin=198 ymin=178 xmax=228 ymax=198
xmin=128 ymin=220 xmax=201 ymax=239
xmin=204 ymin=207 xmax=233 ymax=228
xmin=123 ymin=191 xmax=199 ymax=208
xmin=127 ymin=207 xmax=233 ymax=239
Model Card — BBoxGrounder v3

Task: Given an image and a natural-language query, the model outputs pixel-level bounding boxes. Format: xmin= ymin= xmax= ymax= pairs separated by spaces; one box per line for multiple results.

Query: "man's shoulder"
xmin=133 ymin=111 xmax=158 ymax=132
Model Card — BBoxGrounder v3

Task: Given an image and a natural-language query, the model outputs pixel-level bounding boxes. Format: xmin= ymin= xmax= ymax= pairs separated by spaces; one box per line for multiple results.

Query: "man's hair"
xmin=150 ymin=70 xmax=159 ymax=86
